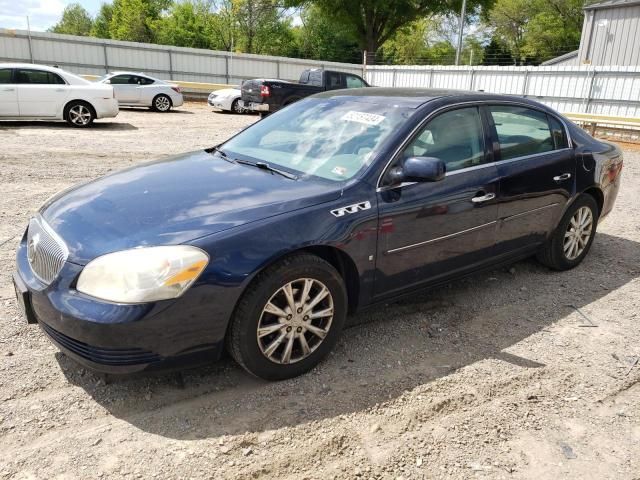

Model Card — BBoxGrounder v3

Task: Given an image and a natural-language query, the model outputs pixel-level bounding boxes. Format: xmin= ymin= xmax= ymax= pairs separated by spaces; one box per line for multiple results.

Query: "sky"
xmin=0 ymin=0 xmax=102 ymax=32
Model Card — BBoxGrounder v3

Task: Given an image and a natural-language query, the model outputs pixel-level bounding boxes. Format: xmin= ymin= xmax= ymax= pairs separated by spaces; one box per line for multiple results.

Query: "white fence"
xmin=0 ymin=28 xmax=363 ymax=85
xmin=2 ymin=28 xmax=640 ymax=118
xmin=365 ymin=65 xmax=640 ymax=118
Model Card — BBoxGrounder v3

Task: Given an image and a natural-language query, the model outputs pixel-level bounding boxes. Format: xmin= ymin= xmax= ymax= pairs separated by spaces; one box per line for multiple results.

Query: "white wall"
xmin=365 ymin=65 xmax=640 ymax=117
xmin=0 ymin=29 xmax=363 ymax=85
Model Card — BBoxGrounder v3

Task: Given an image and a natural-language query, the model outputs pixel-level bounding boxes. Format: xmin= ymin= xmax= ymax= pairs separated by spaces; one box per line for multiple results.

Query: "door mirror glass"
xmin=391 ymin=156 xmax=446 ymax=184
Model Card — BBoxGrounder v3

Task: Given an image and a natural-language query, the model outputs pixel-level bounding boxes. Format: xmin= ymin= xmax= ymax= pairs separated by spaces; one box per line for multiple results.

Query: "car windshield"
xmin=222 ymin=98 xmax=415 ymax=182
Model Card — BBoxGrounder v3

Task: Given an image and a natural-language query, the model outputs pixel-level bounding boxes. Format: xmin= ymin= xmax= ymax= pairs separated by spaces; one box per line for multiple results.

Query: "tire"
xmin=152 ymin=94 xmax=172 ymax=112
xmin=64 ymin=101 xmax=95 ymax=127
xmin=536 ymin=194 xmax=599 ymax=271
xmin=227 ymin=253 xmax=347 ymax=380
xmin=231 ymin=99 xmax=244 ymax=114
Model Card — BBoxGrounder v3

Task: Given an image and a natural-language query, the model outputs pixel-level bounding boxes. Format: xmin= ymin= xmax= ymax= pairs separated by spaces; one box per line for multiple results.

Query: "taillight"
xmin=171 ymin=86 xmax=181 ymax=94
xmin=260 ymin=85 xmax=270 ymax=97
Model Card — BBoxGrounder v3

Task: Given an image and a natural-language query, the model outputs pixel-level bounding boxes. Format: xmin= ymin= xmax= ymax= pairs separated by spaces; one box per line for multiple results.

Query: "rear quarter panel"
xmin=569 ymin=123 xmax=623 ymax=219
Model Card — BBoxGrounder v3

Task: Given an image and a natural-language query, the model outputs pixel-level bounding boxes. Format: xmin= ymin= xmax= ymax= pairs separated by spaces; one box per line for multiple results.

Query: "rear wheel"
xmin=65 ymin=101 xmax=95 ymax=127
xmin=537 ymin=194 xmax=598 ymax=270
xmin=227 ymin=253 xmax=347 ymax=380
xmin=152 ymin=94 xmax=172 ymax=112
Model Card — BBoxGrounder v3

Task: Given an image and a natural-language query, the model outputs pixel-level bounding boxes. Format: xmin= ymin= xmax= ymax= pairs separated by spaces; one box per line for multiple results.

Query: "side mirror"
xmin=389 ymin=156 xmax=446 ymax=184
xmin=104 ymin=79 xmax=111 ymax=84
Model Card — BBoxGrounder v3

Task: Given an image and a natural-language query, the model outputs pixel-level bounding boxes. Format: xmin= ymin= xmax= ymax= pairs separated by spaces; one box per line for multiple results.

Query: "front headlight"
xmin=76 ymin=246 xmax=209 ymax=303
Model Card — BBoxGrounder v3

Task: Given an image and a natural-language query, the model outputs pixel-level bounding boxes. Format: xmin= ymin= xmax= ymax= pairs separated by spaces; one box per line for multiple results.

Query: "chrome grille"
xmin=27 ymin=216 xmax=68 ymax=285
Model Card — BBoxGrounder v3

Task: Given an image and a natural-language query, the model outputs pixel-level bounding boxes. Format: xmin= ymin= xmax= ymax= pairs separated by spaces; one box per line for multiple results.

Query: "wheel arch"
xmin=63 ymin=99 xmax=96 ymax=117
xmin=153 ymin=92 xmax=173 ymax=107
xmin=240 ymin=245 xmax=361 ymax=315
xmin=582 ymin=186 xmax=604 ymax=218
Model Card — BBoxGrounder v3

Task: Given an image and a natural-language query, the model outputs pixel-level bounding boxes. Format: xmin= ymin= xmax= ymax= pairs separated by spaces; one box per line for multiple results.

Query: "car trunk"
xmin=241 ymin=80 xmax=266 ymax=103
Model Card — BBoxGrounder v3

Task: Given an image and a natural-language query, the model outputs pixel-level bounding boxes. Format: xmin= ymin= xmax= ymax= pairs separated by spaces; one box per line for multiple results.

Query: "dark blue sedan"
xmin=13 ymin=89 xmax=623 ymax=380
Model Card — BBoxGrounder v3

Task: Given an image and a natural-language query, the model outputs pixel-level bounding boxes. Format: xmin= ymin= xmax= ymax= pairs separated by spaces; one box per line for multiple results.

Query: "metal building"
xmin=543 ymin=0 xmax=640 ymax=66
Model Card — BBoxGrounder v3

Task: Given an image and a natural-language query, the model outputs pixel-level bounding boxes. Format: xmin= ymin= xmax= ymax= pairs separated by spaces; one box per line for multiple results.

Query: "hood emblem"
xmin=331 ymin=201 xmax=372 ymax=217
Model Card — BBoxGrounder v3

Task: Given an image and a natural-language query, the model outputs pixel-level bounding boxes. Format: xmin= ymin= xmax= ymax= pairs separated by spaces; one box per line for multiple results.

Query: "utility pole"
xmin=26 ymin=15 xmax=34 ymax=63
xmin=455 ymin=0 xmax=467 ymax=66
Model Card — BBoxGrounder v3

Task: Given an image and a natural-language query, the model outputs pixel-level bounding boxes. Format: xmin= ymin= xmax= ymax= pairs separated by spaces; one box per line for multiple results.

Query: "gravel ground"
xmin=0 ymin=103 xmax=639 ymax=480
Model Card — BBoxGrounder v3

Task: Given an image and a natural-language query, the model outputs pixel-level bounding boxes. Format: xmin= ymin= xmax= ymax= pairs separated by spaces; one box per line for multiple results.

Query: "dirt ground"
xmin=0 ymin=103 xmax=639 ymax=480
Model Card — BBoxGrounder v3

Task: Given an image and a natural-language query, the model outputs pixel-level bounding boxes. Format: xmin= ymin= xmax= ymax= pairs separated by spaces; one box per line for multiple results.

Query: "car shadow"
xmin=119 ymin=107 xmax=194 ymax=114
xmin=59 ymin=232 xmax=639 ymax=440
xmin=0 ymin=121 xmax=138 ymax=130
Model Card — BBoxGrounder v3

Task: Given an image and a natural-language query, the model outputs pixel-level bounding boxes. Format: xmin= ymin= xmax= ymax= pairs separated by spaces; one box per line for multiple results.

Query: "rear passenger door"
xmin=15 ymin=68 xmax=68 ymax=117
xmin=487 ymin=104 xmax=576 ymax=253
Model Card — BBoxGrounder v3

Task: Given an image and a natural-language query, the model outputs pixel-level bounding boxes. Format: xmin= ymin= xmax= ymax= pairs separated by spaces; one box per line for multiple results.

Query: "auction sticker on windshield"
xmin=341 ymin=111 xmax=386 ymax=126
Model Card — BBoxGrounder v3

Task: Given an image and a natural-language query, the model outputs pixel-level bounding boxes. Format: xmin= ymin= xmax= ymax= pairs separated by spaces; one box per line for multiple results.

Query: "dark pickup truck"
xmin=240 ymin=69 xmax=369 ymax=114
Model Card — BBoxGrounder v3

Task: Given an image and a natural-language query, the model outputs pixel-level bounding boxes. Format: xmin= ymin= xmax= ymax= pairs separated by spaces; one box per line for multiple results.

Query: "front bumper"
xmin=14 ymin=237 xmax=229 ymax=374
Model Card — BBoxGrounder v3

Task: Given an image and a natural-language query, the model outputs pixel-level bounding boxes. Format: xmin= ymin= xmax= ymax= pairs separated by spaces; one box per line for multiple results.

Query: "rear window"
xmin=489 ymin=106 xmax=554 ymax=161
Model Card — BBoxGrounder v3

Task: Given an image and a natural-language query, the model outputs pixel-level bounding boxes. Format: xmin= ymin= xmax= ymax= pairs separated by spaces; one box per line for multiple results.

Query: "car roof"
xmin=0 ymin=62 xmax=66 ymax=73
xmin=315 ymin=87 xmax=552 ymax=110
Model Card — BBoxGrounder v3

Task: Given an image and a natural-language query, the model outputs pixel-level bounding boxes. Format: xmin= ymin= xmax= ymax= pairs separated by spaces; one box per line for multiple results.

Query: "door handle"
xmin=2 ymin=88 xmax=15 ymax=91
xmin=471 ymin=192 xmax=496 ymax=204
xmin=553 ymin=173 xmax=572 ymax=182
xmin=55 ymin=88 xmax=65 ymax=92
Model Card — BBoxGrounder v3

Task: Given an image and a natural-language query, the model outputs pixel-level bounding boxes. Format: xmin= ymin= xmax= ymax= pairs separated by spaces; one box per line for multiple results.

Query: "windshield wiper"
xmin=207 ymin=145 xmax=234 ymax=163
xmin=234 ymin=159 xmax=298 ymax=180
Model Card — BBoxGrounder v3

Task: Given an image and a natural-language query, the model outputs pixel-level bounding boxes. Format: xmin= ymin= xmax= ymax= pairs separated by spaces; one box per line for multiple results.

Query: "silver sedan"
xmin=97 ymin=72 xmax=184 ymax=112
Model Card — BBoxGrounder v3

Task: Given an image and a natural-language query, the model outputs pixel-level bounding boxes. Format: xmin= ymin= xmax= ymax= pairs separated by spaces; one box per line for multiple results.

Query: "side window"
xmin=326 ymin=72 xmax=342 ymax=90
xmin=489 ymin=106 xmax=554 ymax=161
xmin=109 ymin=75 xmax=133 ymax=85
xmin=0 ymin=69 xmax=13 ymax=84
xmin=15 ymin=69 xmax=65 ymax=85
xmin=402 ymin=107 xmax=485 ymax=173
xmin=345 ymin=75 xmax=365 ymax=88
xmin=137 ymin=76 xmax=154 ymax=85
xmin=548 ymin=115 xmax=569 ymax=149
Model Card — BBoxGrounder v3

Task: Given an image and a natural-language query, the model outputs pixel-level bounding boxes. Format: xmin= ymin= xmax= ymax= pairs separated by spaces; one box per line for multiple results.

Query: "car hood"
xmin=40 ymin=150 xmax=343 ymax=264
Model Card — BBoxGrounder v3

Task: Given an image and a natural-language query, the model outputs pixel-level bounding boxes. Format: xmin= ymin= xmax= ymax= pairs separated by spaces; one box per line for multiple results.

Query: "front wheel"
xmin=537 ymin=195 xmax=598 ymax=270
xmin=152 ymin=94 xmax=172 ymax=112
xmin=227 ymin=254 xmax=347 ymax=380
xmin=65 ymin=101 xmax=95 ymax=127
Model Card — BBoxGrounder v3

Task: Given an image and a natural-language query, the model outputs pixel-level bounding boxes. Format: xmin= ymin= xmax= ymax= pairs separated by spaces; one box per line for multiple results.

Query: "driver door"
xmin=374 ymin=106 xmax=500 ymax=298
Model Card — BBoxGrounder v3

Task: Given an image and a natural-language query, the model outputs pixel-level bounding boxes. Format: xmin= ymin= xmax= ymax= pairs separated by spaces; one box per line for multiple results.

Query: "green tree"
xmin=485 ymin=0 xmax=583 ymax=64
xmin=522 ymin=0 xmax=583 ymax=62
xmin=482 ymin=37 xmax=513 ymax=65
xmin=155 ymin=0 xmax=216 ymax=48
xmin=295 ymin=5 xmax=361 ymax=62
xmin=286 ymin=0 xmax=492 ymax=63
xmin=91 ymin=3 xmax=114 ymax=38
xmin=50 ymin=3 xmax=93 ymax=36
xmin=485 ymin=0 xmax=533 ymax=65
xmin=109 ymin=0 xmax=171 ymax=43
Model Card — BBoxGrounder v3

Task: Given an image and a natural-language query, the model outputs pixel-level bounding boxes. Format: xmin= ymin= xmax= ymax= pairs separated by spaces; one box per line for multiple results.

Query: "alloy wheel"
xmin=233 ymin=100 xmax=244 ymax=114
xmin=257 ymin=278 xmax=334 ymax=365
xmin=564 ymin=206 xmax=593 ymax=260
xmin=69 ymin=105 xmax=92 ymax=126
xmin=155 ymin=96 xmax=171 ymax=111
